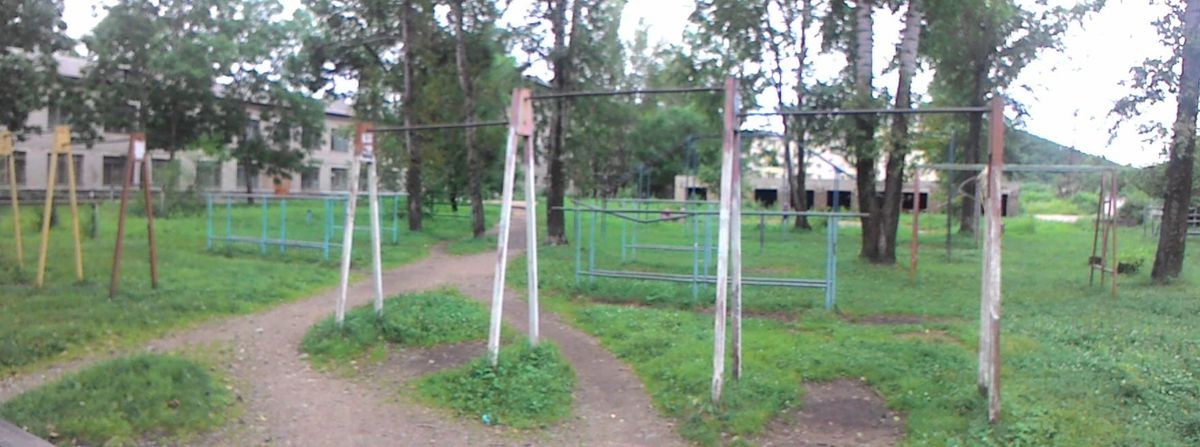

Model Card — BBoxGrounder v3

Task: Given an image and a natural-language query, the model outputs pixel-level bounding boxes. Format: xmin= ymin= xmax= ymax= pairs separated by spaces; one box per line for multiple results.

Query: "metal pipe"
xmin=372 ymin=120 xmax=508 ymax=133
xmin=741 ymin=106 xmax=990 ymax=117
xmin=918 ymin=163 xmax=1120 ymax=173
xmin=553 ymin=205 xmax=865 ymax=218
xmin=530 ymin=86 xmax=722 ymax=100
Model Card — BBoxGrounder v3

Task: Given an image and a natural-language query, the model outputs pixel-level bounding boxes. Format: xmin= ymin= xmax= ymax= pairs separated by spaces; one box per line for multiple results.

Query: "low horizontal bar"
xmin=556 ymin=206 xmax=865 ymax=218
xmin=223 ymin=236 xmax=341 ymax=248
xmin=206 ymin=192 xmax=407 ymax=200
xmin=628 ymin=244 xmax=716 ymax=252
xmin=917 ymin=163 xmax=1121 ymax=173
xmin=372 ymin=120 xmax=508 ymax=132
xmin=530 ymin=87 xmax=722 ymax=100
xmin=584 ymin=269 xmax=827 ymax=289
xmin=741 ymin=106 xmax=990 ymax=117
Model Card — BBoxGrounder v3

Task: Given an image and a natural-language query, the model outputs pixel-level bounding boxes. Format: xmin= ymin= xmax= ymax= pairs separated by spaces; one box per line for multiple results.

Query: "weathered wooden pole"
xmin=981 ymin=95 xmax=1005 ymax=424
xmin=487 ymin=88 xmax=531 ymax=365
xmin=110 ymin=133 xmax=151 ymax=297
xmin=521 ymin=107 xmax=540 ymax=345
xmin=730 ymin=122 xmax=744 ymax=380
xmin=712 ymin=77 xmax=738 ymax=403
xmin=139 ymin=136 xmax=159 ymax=290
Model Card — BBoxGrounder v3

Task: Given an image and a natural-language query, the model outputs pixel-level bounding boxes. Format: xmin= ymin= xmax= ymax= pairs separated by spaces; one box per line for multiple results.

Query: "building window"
xmin=236 ymin=161 xmax=252 ymax=190
xmin=103 ymin=156 xmax=127 ymax=186
xmin=151 ymin=159 xmax=170 ymax=187
xmin=330 ymin=167 xmax=348 ymax=191
xmin=244 ymin=119 xmax=261 ymax=141
xmin=196 ymin=161 xmax=221 ymax=190
xmin=47 ymin=104 xmax=70 ymax=128
xmin=330 ymin=131 xmax=349 ymax=152
xmin=46 ymin=154 xmax=83 ymax=186
xmin=301 ymin=166 xmax=320 ymax=191
xmin=1 ymin=151 xmax=26 ymax=186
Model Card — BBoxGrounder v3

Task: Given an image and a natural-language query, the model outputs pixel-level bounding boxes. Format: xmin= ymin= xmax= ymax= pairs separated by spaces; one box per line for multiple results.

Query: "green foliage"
xmin=416 ymin=343 xmax=576 ymax=429
xmin=301 ymin=289 xmax=490 ymax=366
xmin=0 ymin=0 xmax=72 ymax=135
xmin=0 ymin=354 xmax=231 ymax=446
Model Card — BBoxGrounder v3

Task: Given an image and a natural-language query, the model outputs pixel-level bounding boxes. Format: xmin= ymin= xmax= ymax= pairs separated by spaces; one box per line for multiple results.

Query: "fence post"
xmin=206 ymin=194 xmax=213 ymax=250
xmin=260 ymin=196 xmax=268 ymax=255
xmin=280 ymin=199 xmax=287 ymax=254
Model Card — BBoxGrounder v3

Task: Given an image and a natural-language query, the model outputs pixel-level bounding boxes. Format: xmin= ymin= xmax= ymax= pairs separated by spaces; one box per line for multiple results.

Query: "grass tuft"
xmin=301 ymin=289 xmax=490 ymax=366
xmin=0 ymin=354 xmax=231 ymax=446
xmin=416 ymin=343 xmax=575 ymax=429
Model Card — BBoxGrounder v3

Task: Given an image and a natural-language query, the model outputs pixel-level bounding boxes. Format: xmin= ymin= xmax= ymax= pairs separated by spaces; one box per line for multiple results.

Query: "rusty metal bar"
xmin=742 ymin=106 xmax=990 ymax=117
xmin=529 ymin=86 xmax=721 ymax=100
xmin=140 ymin=140 xmax=159 ymax=289
xmin=372 ymin=120 xmax=507 ymax=133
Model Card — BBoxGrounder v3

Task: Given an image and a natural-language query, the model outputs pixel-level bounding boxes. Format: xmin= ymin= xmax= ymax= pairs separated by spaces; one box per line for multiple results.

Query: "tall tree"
xmin=0 ymin=0 xmax=71 ymax=135
xmin=790 ymin=0 xmax=816 ymax=230
xmin=849 ymin=0 xmax=883 ymax=261
xmin=449 ymin=0 xmax=485 ymax=237
xmin=1114 ymin=0 xmax=1200 ymax=281
xmin=400 ymin=0 xmax=424 ymax=231
xmin=877 ymin=0 xmax=925 ymax=263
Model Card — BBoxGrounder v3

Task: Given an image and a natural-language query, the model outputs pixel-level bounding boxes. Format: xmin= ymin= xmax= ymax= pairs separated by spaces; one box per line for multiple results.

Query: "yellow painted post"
xmin=36 ymin=129 xmax=65 ymax=286
xmin=64 ymin=128 xmax=83 ymax=281
xmin=1 ymin=132 xmax=21 ymax=268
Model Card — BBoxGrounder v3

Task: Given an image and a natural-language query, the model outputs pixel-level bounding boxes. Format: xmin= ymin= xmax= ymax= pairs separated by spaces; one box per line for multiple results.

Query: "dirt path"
xmin=1 ymin=210 xmax=683 ymax=446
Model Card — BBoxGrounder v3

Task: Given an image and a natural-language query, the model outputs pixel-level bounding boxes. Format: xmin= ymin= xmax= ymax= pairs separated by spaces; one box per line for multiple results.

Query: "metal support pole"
xmin=488 ymin=88 xmax=532 ymax=366
xmin=260 ymin=197 xmax=268 ymax=254
xmin=206 ymin=194 xmax=213 ymax=250
xmin=712 ymin=77 xmax=738 ymax=403
xmin=946 ymin=136 xmax=956 ymax=260
xmin=574 ymin=209 xmax=582 ymax=285
xmin=692 ymin=207 xmax=700 ymax=304
xmin=323 ymin=198 xmax=332 ymax=259
xmin=335 ymin=153 xmax=364 ymax=326
xmin=523 ymin=135 xmax=541 ymax=345
xmin=704 ymin=211 xmax=713 ymax=277
xmin=825 ymin=216 xmax=838 ymax=310
xmin=588 ymin=208 xmax=597 ymax=284
xmin=620 ymin=216 xmax=627 ymax=263
xmin=280 ymin=199 xmax=288 ymax=254
xmin=225 ymin=198 xmax=232 ymax=248
xmin=392 ymin=193 xmax=399 ymax=243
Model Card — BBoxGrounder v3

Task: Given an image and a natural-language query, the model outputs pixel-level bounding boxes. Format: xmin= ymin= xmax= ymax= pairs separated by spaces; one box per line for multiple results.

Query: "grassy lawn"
xmin=416 ymin=343 xmax=576 ymax=429
xmin=301 ymin=289 xmax=491 ymax=368
xmin=511 ymin=209 xmax=1200 ymax=446
xmin=0 ymin=353 xmax=232 ymax=446
xmin=0 ymin=200 xmax=497 ymax=375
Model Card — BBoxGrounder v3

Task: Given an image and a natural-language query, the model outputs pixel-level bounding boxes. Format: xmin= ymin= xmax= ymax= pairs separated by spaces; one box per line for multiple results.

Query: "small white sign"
xmin=134 ymin=141 xmax=147 ymax=160
xmin=362 ymin=134 xmax=374 ymax=144
xmin=362 ymin=143 xmax=375 ymax=157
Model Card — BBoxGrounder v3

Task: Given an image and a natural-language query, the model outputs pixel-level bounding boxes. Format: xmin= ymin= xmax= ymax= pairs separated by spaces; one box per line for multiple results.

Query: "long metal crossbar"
xmin=205 ymin=191 xmax=404 ymax=259
xmin=558 ymin=204 xmax=863 ymax=310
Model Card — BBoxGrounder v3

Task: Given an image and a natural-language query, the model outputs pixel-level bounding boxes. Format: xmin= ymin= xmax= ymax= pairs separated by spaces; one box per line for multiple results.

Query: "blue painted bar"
xmin=588 ymin=208 xmax=597 ymax=284
xmin=260 ymin=197 xmax=268 ymax=254
xmin=323 ymin=198 xmax=332 ymax=259
xmin=280 ymin=199 xmax=287 ymax=254
xmin=225 ymin=199 xmax=232 ymax=248
xmin=574 ymin=209 xmax=582 ymax=285
xmin=206 ymin=194 xmax=213 ymax=250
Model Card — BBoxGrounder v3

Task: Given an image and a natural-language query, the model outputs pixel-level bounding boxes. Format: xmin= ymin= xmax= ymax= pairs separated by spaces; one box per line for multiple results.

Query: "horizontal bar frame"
xmin=371 ymin=120 xmax=508 ymax=133
xmin=741 ymin=106 xmax=990 ymax=117
xmin=530 ymin=87 xmax=722 ymax=101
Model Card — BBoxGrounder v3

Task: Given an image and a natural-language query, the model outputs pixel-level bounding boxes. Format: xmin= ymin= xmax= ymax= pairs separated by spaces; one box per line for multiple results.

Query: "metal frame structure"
xmin=333 ymin=122 xmax=386 ymax=326
xmin=109 ymin=133 xmax=159 ymax=297
xmin=36 ymin=125 xmax=84 ymax=287
xmin=1 ymin=131 xmax=22 ymax=269
xmin=205 ymin=191 xmax=403 ymax=259
xmin=564 ymin=200 xmax=859 ymax=310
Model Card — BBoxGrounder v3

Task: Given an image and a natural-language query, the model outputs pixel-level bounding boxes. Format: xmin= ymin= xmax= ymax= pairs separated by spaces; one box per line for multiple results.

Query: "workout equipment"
xmin=334 ymin=122 xmax=386 ymax=325
xmin=1 ymin=131 xmax=22 ymax=268
xmin=110 ymin=133 xmax=159 ymax=297
xmin=36 ymin=126 xmax=83 ymax=287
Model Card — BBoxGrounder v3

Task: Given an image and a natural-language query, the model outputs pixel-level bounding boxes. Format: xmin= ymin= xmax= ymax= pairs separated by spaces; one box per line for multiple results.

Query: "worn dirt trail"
xmin=1 ymin=210 xmax=684 ymax=446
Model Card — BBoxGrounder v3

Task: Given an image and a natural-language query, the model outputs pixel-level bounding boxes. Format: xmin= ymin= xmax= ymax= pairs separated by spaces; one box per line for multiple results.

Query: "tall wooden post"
xmin=730 ymin=121 xmax=744 ymax=380
xmin=488 ymin=88 xmax=532 ymax=365
xmin=335 ymin=123 xmax=368 ymax=326
xmin=980 ymin=95 xmax=1005 ymax=424
xmin=37 ymin=126 xmax=83 ymax=287
xmin=1 ymin=132 xmax=21 ymax=268
xmin=362 ymin=124 xmax=384 ymax=315
xmin=110 ymin=133 xmax=158 ymax=297
xmin=521 ymin=103 xmax=540 ymax=345
xmin=712 ymin=77 xmax=738 ymax=403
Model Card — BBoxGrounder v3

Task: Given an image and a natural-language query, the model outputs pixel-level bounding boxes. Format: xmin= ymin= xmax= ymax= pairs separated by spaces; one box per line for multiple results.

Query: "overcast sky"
xmin=63 ymin=0 xmax=1173 ymax=167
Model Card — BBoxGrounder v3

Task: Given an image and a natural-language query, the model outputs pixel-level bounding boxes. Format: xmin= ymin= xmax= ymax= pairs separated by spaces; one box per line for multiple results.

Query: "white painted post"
xmin=712 ymin=77 xmax=738 ymax=403
xmin=335 ymin=158 xmax=361 ymax=326
xmin=366 ymin=142 xmax=384 ymax=316
xmin=523 ymin=134 xmax=540 ymax=345
xmin=977 ymin=168 xmax=992 ymax=394
xmin=488 ymin=88 xmax=531 ymax=365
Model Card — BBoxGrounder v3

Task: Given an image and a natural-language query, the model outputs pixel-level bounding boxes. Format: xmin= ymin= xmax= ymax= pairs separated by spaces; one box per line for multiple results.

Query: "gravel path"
xmin=2 ymin=210 xmax=684 ymax=446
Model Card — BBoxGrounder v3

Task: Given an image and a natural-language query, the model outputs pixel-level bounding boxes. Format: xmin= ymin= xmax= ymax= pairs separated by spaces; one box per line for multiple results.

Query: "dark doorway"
xmin=805 ymin=190 xmax=815 ymax=210
xmin=686 ymin=187 xmax=708 ymax=200
xmin=827 ymin=190 xmax=852 ymax=210
xmin=902 ymin=192 xmax=929 ymax=211
xmin=754 ymin=188 xmax=778 ymax=208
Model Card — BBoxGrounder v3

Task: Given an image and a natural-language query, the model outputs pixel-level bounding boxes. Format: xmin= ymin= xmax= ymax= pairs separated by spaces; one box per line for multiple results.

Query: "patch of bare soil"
xmin=756 ymin=379 xmax=904 ymax=447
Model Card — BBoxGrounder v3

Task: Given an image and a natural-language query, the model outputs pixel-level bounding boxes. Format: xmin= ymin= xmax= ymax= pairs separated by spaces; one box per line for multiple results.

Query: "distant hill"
xmin=1005 ymin=128 xmax=1119 ymax=188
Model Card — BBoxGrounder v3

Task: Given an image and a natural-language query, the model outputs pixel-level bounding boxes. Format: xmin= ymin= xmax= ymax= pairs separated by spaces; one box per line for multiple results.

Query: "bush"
xmin=0 ymin=354 xmax=231 ymax=446
xmin=416 ymin=343 xmax=575 ymax=428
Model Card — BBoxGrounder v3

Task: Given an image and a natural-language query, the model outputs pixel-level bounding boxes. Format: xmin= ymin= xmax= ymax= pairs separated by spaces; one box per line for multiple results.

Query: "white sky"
xmin=63 ymin=0 xmax=1173 ymax=167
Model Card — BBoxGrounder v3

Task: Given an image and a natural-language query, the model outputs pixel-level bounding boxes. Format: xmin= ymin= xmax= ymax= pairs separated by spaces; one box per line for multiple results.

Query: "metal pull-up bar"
xmin=371 ymin=120 xmax=508 ymax=133
xmin=740 ymin=105 xmax=991 ymax=118
xmin=529 ymin=86 xmax=722 ymax=101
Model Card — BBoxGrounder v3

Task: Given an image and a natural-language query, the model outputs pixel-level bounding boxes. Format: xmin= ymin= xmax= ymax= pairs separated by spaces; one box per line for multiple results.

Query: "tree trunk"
xmin=402 ymin=0 xmax=422 ymax=231
xmin=450 ymin=0 xmax=485 ymax=238
xmin=1152 ymin=0 xmax=1200 ymax=281
xmin=545 ymin=0 xmax=581 ymax=245
xmin=793 ymin=0 xmax=813 ymax=230
xmin=852 ymin=0 xmax=881 ymax=261
xmin=878 ymin=0 xmax=924 ymax=263
xmin=958 ymin=50 xmax=988 ymax=235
